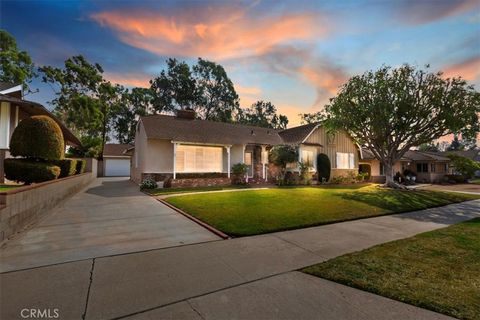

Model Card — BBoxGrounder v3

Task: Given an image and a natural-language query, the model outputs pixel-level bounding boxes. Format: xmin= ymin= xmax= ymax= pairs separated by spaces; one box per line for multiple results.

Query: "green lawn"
xmin=0 ymin=185 xmax=20 ymax=192
xmin=147 ymin=184 xmax=252 ymax=196
xmin=165 ymin=184 xmax=479 ymax=236
xmin=470 ymin=178 xmax=480 ymax=185
xmin=303 ymin=218 xmax=480 ymax=320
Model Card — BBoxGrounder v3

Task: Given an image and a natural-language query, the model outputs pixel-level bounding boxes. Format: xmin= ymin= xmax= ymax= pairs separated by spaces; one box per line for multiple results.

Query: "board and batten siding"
xmin=304 ymin=126 xmax=359 ymax=173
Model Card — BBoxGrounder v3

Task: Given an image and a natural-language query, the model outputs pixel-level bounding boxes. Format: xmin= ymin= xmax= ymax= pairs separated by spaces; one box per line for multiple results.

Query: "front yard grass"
xmin=165 ymin=184 xmax=479 ymax=236
xmin=302 ymin=218 xmax=480 ymax=320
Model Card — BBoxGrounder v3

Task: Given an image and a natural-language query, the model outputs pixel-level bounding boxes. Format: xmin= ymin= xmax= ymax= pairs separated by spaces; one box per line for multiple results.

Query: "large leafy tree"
xmin=114 ymin=87 xmax=153 ymax=143
xmin=150 ymin=58 xmax=196 ymax=114
xmin=193 ymin=58 xmax=239 ymax=122
xmin=239 ymin=100 xmax=288 ymax=129
xmin=300 ymin=111 xmax=326 ymax=124
xmin=0 ymin=30 xmax=36 ymax=89
xmin=325 ymin=64 xmax=479 ymax=187
xmin=150 ymin=58 xmax=240 ymax=122
xmin=40 ymin=55 xmax=123 ymax=156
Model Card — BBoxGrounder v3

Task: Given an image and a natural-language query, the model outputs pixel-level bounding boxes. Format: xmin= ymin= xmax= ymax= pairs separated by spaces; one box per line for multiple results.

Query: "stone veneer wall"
xmin=170 ymin=177 xmax=231 ymax=188
xmin=0 ymin=172 xmax=94 ymax=243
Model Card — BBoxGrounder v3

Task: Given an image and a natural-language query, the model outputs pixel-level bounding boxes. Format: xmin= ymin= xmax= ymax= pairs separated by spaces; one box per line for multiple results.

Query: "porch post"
xmin=173 ymin=142 xmax=177 ymax=179
xmin=261 ymin=145 xmax=267 ymax=181
xmin=226 ymin=146 xmax=231 ymax=178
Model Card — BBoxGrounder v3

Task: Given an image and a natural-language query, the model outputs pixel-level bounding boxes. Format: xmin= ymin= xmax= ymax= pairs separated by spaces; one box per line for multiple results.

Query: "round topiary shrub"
xmin=4 ymin=159 xmax=61 ymax=184
xmin=316 ymin=153 xmax=331 ymax=182
xmin=10 ymin=115 xmax=65 ymax=160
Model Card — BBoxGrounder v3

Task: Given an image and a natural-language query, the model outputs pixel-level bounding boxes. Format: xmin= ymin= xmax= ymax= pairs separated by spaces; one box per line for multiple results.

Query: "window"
xmin=301 ymin=150 xmax=314 ymax=167
xmin=244 ymin=152 xmax=252 ymax=165
xmin=431 ymin=163 xmax=436 ymax=173
xmin=176 ymin=145 xmax=223 ymax=173
xmin=0 ymin=102 xmax=10 ymax=149
xmin=379 ymin=163 xmax=385 ymax=175
xmin=416 ymin=163 xmax=429 ymax=173
xmin=336 ymin=152 xmax=355 ymax=169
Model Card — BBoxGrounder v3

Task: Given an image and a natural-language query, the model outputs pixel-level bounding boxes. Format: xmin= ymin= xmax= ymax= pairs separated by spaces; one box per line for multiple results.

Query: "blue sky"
xmin=1 ymin=0 xmax=479 ymax=126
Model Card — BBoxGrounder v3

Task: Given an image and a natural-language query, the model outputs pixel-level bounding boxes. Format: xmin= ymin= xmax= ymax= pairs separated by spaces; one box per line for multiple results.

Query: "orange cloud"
xmin=443 ymin=57 xmax=480 ymax=81
xmin=91 ymin=7 xmax=327 ymax=60
xmin=104 ymin=72 xmax=150 ymax=88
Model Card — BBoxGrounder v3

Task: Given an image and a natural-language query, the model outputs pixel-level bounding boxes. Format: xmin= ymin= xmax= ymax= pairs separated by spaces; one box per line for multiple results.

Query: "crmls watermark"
xmin=20 ymin=308 xmax=60 ymax=319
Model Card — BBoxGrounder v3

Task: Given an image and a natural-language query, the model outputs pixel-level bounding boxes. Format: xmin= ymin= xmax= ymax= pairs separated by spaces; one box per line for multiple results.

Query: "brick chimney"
xmin=176 ymin=108 xmax=195 ymax=120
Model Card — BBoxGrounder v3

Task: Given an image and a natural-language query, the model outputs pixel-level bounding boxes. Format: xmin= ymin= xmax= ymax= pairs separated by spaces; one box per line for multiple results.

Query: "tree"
xmin=446 ymin=135 xmax=464 ymax=151
xmin=150 ymin=58 xmax=240 ymax=122
xmin=418 ymin=142 xmax=440 ymax=152
xmin=300 ymin=111 xmax=326 ymax=124
xmin=193 ymin=58 xmax=240 ymax=122
xmin=40 ymin=55 xmax=124 ymax=156
xmin=66 ymin=136 xmax=103 ymax=158
xmin=114 ymin=87 xmax=152 ymax=144
xmin=0 ymin=30 xmax=36 ymax=89
xmin=325 ymin=64 xmax=479 ymax=187
xmin=447 ymin=154 xmax=480 ymax=178
xmin=150 ymin=58 xmax=196 ymax=114
xmin=239 ymin=101 xmax=288 ymax=129
xmin=269 ymin=145 xmax=297 ymax=182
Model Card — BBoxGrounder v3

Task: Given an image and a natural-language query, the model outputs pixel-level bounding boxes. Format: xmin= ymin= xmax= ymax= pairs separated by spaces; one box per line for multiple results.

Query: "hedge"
xmin=9 ymin=115 xmax=65 ymax=160
xmin=4 ymin=159 xmax=61 ymax=184
xmin=76 ymin=159 xmax=87 ymax=174
xmin=51 ymin=159 xmax=78 ymax=178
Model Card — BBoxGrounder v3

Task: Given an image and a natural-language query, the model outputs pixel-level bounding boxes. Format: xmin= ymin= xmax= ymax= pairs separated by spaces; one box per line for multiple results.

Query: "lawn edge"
xmin=157 ymin=199 xmax=231 ymax=239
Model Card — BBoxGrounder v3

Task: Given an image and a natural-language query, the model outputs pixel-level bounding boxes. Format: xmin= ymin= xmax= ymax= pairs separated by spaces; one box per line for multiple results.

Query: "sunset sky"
xmin=1 ymin=0 xmax=479 ymax=127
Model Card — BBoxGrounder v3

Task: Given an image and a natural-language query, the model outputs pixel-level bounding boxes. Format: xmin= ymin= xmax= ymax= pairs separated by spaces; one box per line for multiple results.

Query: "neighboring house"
xmin=131 ymin=109 xmax=360 ymax=185
xmin=360 ymin=149 xmax=451 ymax=183
xmin=102 ymin=144 xmax=132 ymax=177
xmin=0 ymin=83 xmax=81 ymax=183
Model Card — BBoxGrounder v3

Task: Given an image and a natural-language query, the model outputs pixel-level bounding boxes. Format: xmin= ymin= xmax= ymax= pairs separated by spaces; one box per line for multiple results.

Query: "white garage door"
xmin=105 ymin=158 xmax=130 ymax=177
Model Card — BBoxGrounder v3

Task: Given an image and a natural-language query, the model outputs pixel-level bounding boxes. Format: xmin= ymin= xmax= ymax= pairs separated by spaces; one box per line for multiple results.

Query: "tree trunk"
xmin=384 ymin=161 xmax=407 ymax=189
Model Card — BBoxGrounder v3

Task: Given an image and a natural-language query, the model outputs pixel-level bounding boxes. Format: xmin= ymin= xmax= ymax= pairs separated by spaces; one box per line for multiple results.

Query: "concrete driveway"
xmin=0 ymin=178 xmax=219 ymax=272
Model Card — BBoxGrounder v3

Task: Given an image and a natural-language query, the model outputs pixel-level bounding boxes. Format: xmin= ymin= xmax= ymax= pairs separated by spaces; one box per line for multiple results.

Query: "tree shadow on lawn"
xmin=339 ymin=189 xmax=480 ymax=225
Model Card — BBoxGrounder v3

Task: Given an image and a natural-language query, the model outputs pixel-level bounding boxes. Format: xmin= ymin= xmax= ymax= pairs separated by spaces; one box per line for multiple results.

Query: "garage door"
xmin=105 ymin=158 xmax=130 ymax=177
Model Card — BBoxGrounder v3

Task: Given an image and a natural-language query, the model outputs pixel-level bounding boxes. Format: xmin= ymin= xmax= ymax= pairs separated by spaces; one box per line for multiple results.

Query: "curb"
xmin=157 ymin=199 xmax=231 ymax=240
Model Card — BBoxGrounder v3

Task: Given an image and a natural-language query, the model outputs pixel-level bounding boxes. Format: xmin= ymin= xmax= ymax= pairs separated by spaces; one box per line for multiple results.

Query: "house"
xmin=102 ymin=143 xmax=132 ymax=177
xmin=0 ymin=83 xmax=81 ymax=183
xmin=131 ymin=109 xmax=360 ymax=186
xmin=360 ymin=149 xmax=451 ymax=183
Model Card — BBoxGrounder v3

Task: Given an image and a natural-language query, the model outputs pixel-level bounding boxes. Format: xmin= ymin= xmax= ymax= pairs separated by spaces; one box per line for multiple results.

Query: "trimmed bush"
xmin=10 ymin=115 xmax=65 ymax=160
xmin=4 ymin=159 xmax=61 ymax=184
xmin=316 ymin=153 xmax=331 ymax=182
xmin=51 ymin=159 xmax=78 ymax=178
xmin=76 ymin=159 xmax=87 ymax=174
xmin=231 ymin=163 xmax=248 ymax=184
xmin=140 ymin=178 xmax=157 ymax=190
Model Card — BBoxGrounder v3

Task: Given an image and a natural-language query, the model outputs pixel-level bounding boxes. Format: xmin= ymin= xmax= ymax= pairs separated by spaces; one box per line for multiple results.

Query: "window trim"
xmin=175 ymin=145 xmax=223 ymax=173
xmin=336 ymin=152 xmax=355 ymax=169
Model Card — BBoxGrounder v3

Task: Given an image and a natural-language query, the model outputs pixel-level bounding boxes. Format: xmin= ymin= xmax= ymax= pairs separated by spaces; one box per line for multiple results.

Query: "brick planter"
xmin=0 ymin=172 xmax=94 ymax=243
xmin=170 ymin=177 xmax=231 ymax=188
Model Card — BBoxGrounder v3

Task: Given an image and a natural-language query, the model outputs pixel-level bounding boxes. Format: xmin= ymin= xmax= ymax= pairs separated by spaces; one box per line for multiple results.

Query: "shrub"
xmin=269 ymin=145 xmax=298 ymax=183
xmin=358 ymin=164 xmax=371 ymax=180
xmin=231 ymin=163 xmax=248 ymax=185
xmin=445 ymin=174 xmax=467 ymax=183
xmin=447 ymin=154 xmax=480 ymax=179
xmin=298 ymin=162 xmax=312 ymax=185
xmin=51 ymin=159 xmax=78 ymax=178
xmin=10 ymin=115 xmax=65 ymax=160
xmin=4 ymin=159 xmax=60 ymax=184
xmin=76 ymin=159 xmax=87 ymax=174
xmin=316 ymin=153 xmax=331 ymax=182
xmin=140 ymin=178 xmax=157 ymax=190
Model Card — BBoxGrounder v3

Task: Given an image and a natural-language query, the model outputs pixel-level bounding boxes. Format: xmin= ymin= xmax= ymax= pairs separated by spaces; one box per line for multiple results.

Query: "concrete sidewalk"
xmin=2 ymin=200 xmax=478 ymax=319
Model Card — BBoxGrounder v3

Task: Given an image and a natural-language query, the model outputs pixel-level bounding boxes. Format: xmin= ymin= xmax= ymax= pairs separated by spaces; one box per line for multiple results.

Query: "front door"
xmin=245 ymin=151 xmax=254 ymax=178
